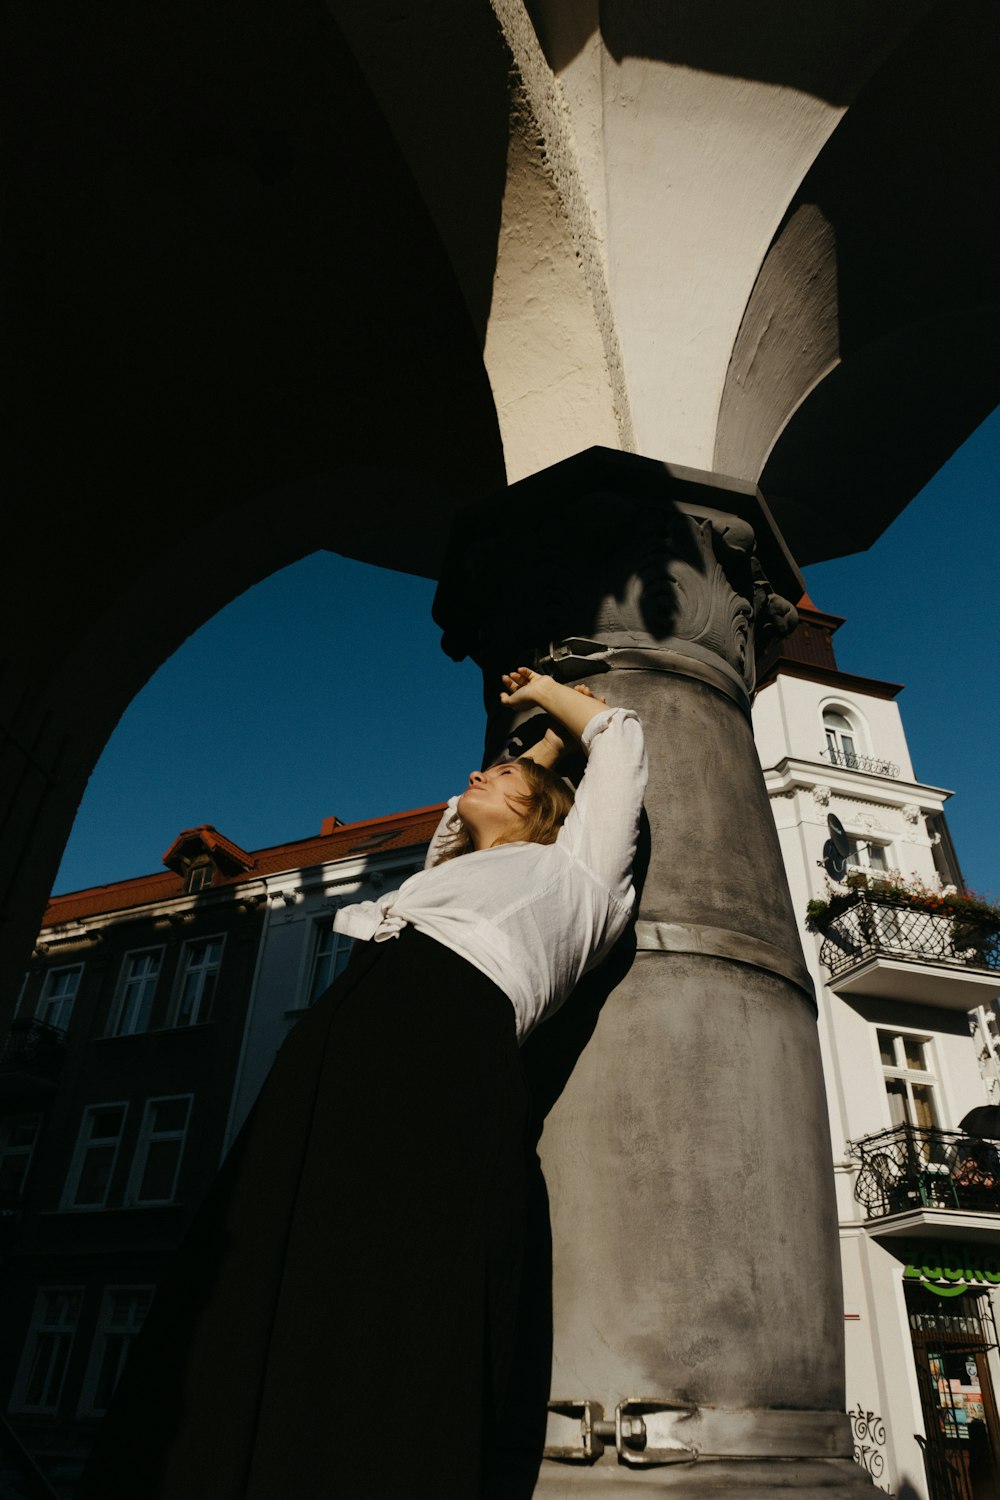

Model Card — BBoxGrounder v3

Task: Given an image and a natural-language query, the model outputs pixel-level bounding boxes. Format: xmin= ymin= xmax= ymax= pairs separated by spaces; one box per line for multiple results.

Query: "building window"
xmin=62 ymin=1104 xmax=127 ymax=1210
xmin=878 ymin=1031 xmax=940 ymax=1130
xmin=78 ymin=1287 xmax=154 ymax=1416
xmin=11 ymin=1288 xmax=83 ymax=1413
xmin=36 ymin=964 xmax=82 ymax=1032
xmin=823 ymin=709 xmax=859 ymax=765
xmin=126 ymin=1097 xmax=192 ymax=1206
xmin=15 ymin=971 xmax=31 ymax=1017
xmin=108 ymin=949 xmax=163 ymax=1036
xmin=308 ymin=924 xmax=353 ymax=1004
xmin=847 ymin=837 xmax=890 ymax=874
xmin=0 ymin=1115 xmax=42 ymax=1201
xmin=185 ymin=863 xmax=213 ymax=894
xmin=171 ymin=937 xmax=224 ymax=1027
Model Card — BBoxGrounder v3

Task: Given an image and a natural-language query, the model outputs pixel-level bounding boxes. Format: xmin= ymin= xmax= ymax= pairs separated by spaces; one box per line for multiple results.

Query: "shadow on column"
xmin=487 ymin=824 xmax=650 ymax=1499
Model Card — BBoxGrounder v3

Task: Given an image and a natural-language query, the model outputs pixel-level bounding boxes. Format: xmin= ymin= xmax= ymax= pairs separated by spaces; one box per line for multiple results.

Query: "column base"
xmin=533 ymin=1458 xmax=876 ymax=1496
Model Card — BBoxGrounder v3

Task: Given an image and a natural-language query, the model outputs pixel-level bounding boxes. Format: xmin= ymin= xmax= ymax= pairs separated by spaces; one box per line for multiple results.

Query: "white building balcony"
xmin=817 ymin=893 xmax=1000 ymax=1009
xmin=849 ymin=1125 xmax=1000 ymax=1245
xmin=822 ymin=746 xmax=901 ymax=778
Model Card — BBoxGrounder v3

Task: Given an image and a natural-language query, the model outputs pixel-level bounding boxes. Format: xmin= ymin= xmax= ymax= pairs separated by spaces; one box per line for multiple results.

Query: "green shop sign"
xmin=902 ymin=1243 xmax=1000 ymax=1299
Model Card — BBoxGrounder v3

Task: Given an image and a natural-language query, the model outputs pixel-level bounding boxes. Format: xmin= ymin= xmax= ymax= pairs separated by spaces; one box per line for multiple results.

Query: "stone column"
xmin=434 ymin=449 xmax=873 ymax=1497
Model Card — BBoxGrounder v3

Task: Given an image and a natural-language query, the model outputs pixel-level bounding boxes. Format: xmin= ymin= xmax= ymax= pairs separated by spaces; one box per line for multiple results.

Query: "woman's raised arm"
xmin=506 ymin=674 xmax=607 ymax=770
xmin=500 ymin=668 xmax=647 ymax=900
xmin=500 ymin=667 xmax=609 ymax=745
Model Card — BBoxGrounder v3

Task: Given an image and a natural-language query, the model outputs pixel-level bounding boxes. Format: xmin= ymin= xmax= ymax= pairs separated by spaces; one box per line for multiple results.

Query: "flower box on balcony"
xmin=806 ymin=879 xmax=1000 ymax=1007
xmin=807 ymin=873 xmax=1000 ymax=938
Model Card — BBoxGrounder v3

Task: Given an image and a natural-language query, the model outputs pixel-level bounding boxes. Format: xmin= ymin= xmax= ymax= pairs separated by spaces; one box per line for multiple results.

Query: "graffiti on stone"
xmin=849 ymin=1403 xmax=893 ymax=1493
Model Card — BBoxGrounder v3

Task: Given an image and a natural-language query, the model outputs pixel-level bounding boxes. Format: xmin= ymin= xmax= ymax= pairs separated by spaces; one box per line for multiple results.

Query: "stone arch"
xmin=3 ymin=0 xmax=507 ymax=997
xmin=7 ymin=0 xmax=1000 ymax=1000
xmin=1 ymin=459 xmax=500 ymax=1000
xmin=715 ymin=0 xmax=1000 ymax=560
xmin=326 ymin=0 xmax=631 ymax=479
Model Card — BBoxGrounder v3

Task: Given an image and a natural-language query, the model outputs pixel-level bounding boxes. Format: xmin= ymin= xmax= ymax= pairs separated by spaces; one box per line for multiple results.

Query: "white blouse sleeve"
xmin=424 ymin=796 xmax=462 ymax=869
xmin=333 ymin=892 xmax=402 ymax=940
xmin=556 ymin=706 xmax=647 ymax=904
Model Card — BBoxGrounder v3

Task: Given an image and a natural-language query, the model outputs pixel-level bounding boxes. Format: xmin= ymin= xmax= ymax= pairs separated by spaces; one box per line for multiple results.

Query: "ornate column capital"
xmin=433 ymin=447 xmax=801 ymax=718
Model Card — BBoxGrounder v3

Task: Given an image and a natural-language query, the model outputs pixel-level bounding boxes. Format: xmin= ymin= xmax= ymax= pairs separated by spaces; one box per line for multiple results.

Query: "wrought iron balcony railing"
xmin=850 ymin=1125 xmax=1000 ymax=1219
xmin=822 ymin=747 xmax=900 ymax=778
xmin=818 ymin=893 xmax=1000 ymax=980
xmin=0 ymin=1016 xmax=66 ymax=1085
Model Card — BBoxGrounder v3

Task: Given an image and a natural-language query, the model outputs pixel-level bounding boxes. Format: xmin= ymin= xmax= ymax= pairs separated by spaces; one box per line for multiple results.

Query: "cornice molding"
xmin=762 ymin=756 xmax=951 ymax=810
xmin=38 ymin=841 xmax=433 ymax=944
xmin=39 ymin=880 xmax=271 ymax=943
xmin=756 ymin=658 xmax=903 ymax=700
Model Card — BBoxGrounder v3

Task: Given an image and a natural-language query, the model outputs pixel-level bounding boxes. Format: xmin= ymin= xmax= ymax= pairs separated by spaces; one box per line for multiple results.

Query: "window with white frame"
xmin=823 ymin=708 xmax=860 ymax=767
xmin=878 ymin=1030 xmax=940 ymax=1130
xmin=846 ymin=837 xmax=890 ymax=873
xmin=36 ymin=964 xmax=83 ymax=1031
xmin=108 ymin=948 xmax=163 ymax=1036
xmin=185 ymin=862 xmax=213 ymax=894
xmin=62 ymin=1103 xmax=127 ymax=1210
xmin=171 ymin=937 xmax=224 ymax=1027
xmin=126 ymin=1096 xmax=191 ymax=1205
xmin=78 ymin=1286 xmax=154 ymax=1416
xmin=11 ymin=1287 xmax=83 ymax=1413
xmin=307 ymin=924 xmax=353 ymax=1004
xmin=0 ymin=1115 xmax=42 ymax=1200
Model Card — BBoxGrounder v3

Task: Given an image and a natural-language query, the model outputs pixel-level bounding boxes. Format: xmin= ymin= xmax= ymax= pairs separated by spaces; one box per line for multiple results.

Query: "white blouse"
xmin=333 ymin=707 xmax=648 ymax=1041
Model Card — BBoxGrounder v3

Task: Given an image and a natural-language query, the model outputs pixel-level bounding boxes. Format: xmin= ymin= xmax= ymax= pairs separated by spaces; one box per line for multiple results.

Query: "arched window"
xmin=823 ymin=709 xmax=858 ymax=768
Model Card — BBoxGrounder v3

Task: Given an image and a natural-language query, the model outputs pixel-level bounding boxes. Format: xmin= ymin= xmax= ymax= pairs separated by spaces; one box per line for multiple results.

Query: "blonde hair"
xmin=435 ymin=760 xmax=575 ymax=862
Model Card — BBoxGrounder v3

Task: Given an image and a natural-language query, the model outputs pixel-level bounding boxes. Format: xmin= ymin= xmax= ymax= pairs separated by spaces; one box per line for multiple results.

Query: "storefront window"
xmin=908 ymin=1283 xmax=1000 ymax=1500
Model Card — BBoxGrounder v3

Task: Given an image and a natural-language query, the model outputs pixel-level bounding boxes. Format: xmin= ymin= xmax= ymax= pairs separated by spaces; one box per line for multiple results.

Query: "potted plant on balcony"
xmin=806 ymin=874 xmax=1000 ymax=956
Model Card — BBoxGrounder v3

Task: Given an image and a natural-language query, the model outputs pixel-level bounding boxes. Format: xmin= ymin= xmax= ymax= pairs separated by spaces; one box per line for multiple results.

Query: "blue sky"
xmin=804 ymin=406 xmax=999 ymax=899
xmin=54 ymin=411 xmax=1000 ymax=899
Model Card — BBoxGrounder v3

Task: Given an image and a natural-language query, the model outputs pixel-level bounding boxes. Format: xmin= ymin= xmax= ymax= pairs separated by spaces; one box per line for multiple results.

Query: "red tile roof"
xmin=42 ymin=805 xmax=446 ymax=929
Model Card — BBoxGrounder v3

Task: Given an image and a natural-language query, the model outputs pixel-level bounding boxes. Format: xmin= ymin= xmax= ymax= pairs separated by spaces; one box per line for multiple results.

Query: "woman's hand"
xmin=501 ymin=669 xmax=608 ymax=760
xmin=499 ymin=667 xmax=550 ymax=708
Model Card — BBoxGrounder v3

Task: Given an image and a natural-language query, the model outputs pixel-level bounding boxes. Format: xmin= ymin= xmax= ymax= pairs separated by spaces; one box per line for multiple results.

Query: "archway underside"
xmin=3 ymin=0 xmax=998 ymax=992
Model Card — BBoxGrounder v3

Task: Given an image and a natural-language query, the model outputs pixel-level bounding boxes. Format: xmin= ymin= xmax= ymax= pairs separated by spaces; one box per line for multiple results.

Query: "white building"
xmin=754 ymin=596 xmax=1000 ymax=1500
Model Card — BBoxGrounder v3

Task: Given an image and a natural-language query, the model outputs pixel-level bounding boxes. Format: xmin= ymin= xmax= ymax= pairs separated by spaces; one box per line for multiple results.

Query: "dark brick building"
xmin=0 ymin=807 xmax=439 ymax=1495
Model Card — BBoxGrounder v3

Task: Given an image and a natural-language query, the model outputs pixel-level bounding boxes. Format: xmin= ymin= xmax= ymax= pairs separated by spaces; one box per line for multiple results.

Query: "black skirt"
xmin=77 ymin=929 xmax=530 ymax=1500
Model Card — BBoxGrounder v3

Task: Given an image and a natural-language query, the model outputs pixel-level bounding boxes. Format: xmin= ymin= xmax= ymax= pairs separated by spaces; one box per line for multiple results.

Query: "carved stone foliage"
xmin=434 ymin=485 xmax=796 ymax=704
xmin=663 ymin=510 xmax=756 ymax=685
xmin=831 ymin=797 xmax=894 ymax=827
xmin=753 ymin=558 xmax=799 ymax=670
